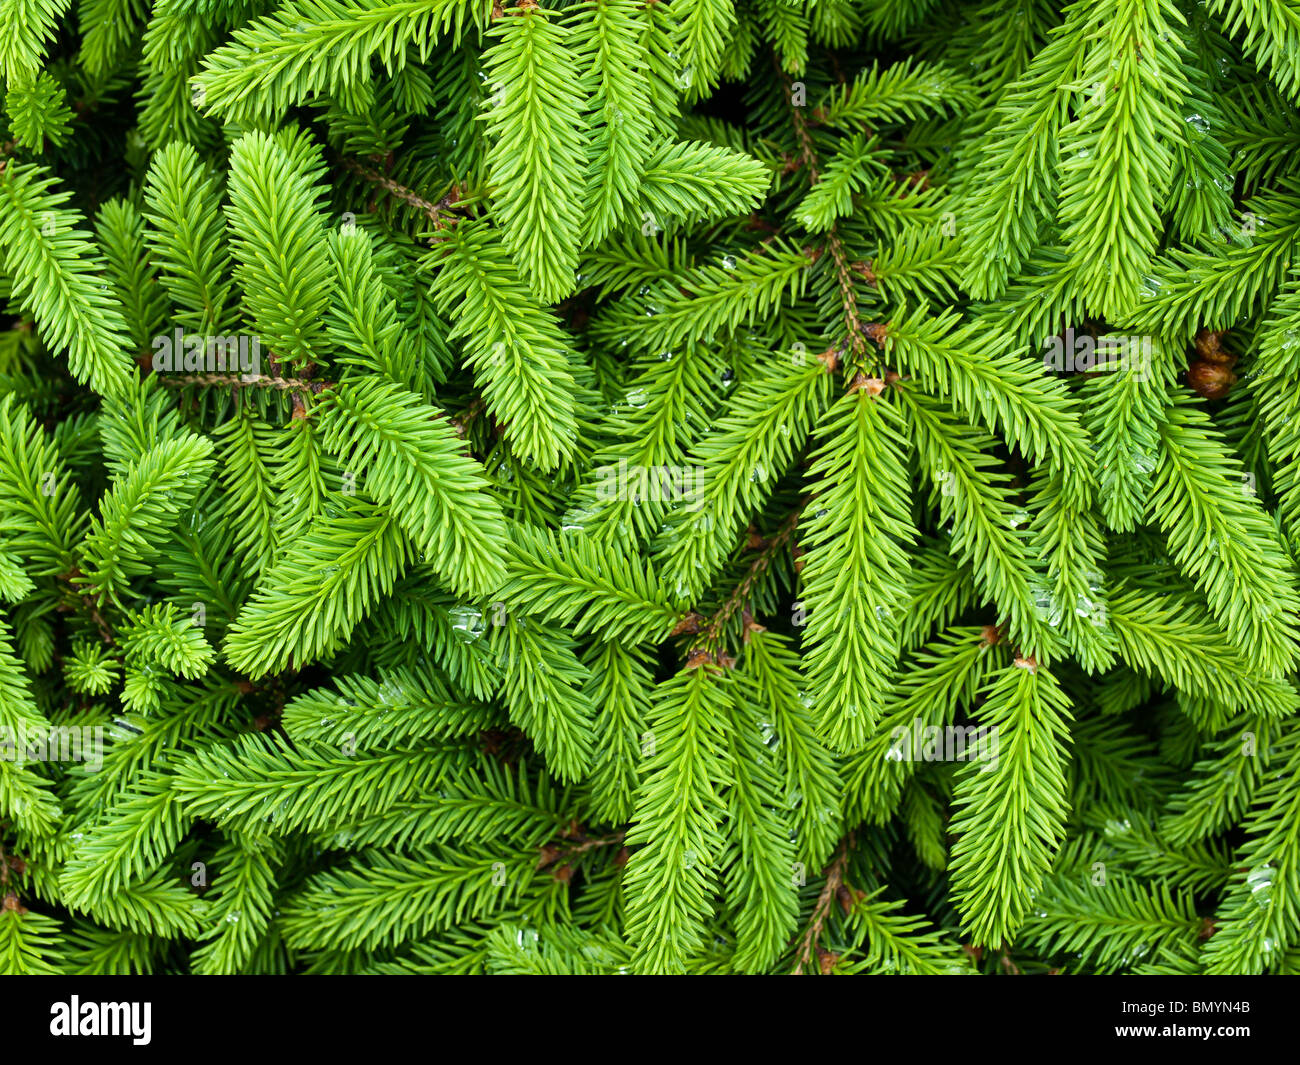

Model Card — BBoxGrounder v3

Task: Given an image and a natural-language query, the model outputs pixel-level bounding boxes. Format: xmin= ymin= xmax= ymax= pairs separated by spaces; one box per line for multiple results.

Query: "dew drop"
xmin=449 ymin=605 xmax=486 ymax=643
xmin=1139 ymin=275 xmax=1165 ymax=301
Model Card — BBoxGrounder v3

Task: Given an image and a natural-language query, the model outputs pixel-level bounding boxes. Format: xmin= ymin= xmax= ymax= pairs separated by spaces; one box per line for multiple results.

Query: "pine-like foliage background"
xmin=0 ymin=0 xmax=1298 ymax=976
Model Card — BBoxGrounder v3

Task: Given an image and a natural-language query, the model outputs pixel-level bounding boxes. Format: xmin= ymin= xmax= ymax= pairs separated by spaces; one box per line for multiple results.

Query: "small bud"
xmin=1187 ymin=360 xmax=1236 ymax=399
xmin=851 ymin=373 xmax=886 ymax=396
xmin=851 ymin=260 xmax=878 ymax=286
xmin=670 ymin=612 xmax=705 ymax=636
xmin=685 ymin=648 xmax=713 ymax=670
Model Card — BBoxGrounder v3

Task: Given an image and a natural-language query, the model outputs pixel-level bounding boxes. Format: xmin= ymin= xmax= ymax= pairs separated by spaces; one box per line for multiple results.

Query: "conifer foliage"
xmin=2 ymin=0 xmax=1300 ymax=976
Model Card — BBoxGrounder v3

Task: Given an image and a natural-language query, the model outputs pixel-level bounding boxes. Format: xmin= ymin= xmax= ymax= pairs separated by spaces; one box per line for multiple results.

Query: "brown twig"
xmin=154 ymin=372 xmax=331 ymax=395
xmin=792 ymin=836 xmax=854 ymax=975
xmin=538 ymin=826 xmax=626 ymax=883
xmin=57 ymin=567 xmax=115 ymax=645
xmin=776 ymin=57 xmax=820 ymax=184
xmin=695 ymin=505 xmax=805 ymax=652
xmin=825 ymin=227 xmax=871 ymax=362
xmin=337 ymin=155 xmax=463 ymax=238
xmin=774 ymin=54 xmax=873 ymax=363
